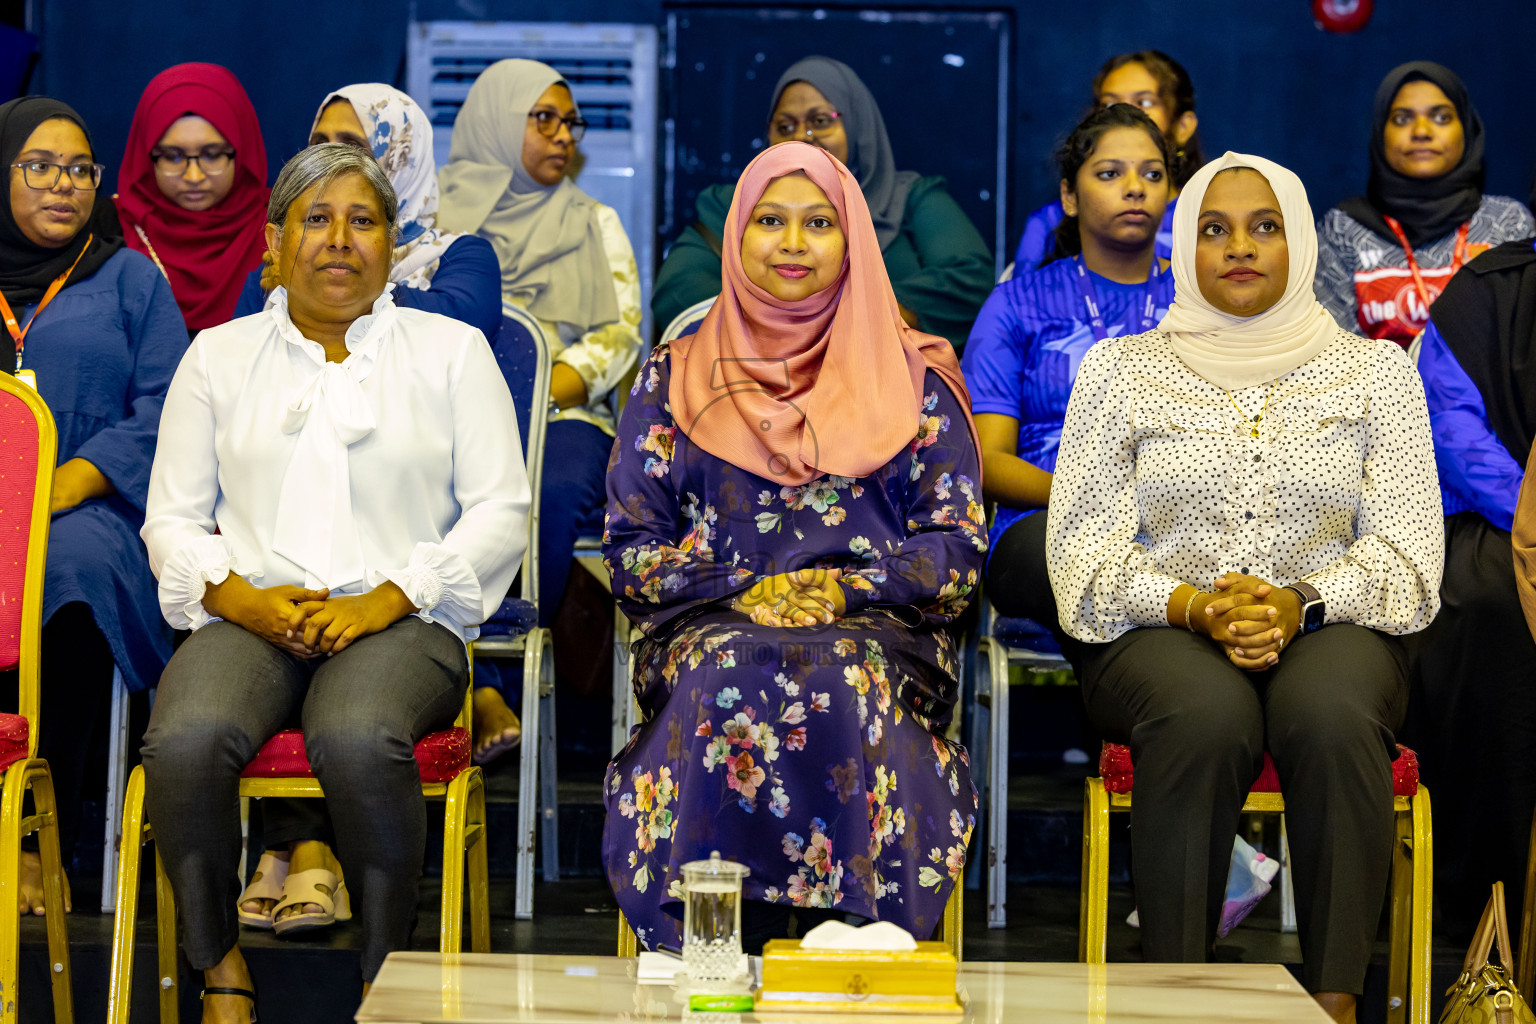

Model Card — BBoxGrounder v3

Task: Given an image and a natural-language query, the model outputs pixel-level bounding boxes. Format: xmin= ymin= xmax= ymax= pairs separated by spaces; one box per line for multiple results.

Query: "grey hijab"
xmin=769 ymin=56 xmax=918 ymax=250
xmin=437 ymin=58 xmax=618 ymax=328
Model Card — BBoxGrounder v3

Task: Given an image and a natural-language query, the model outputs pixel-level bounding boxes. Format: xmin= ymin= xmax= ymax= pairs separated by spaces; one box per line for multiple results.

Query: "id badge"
xmin=14 ymin=369 xmax=36 ymax=391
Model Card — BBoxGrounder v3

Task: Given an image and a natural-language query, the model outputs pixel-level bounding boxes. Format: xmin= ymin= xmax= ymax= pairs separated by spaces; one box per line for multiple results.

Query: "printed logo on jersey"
xmin=1351 ymin=247 xmax=1489 ymax=344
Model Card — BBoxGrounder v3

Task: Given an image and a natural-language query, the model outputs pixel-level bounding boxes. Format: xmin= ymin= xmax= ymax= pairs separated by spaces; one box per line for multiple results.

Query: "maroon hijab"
xmin=117 ymin=63 xmax=268 ymax=329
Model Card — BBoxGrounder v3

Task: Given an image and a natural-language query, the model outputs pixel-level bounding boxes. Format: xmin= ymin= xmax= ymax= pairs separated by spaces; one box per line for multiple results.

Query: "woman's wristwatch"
xmin=1284 ymin=580 xmax=1326 ymax=635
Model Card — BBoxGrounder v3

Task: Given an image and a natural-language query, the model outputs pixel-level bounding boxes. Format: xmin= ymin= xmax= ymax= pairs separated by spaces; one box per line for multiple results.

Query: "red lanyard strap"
xmin=0 ymin=234 xmax=93 ymax=371
xmin=1382 ymin=217 xmax=1469 ymax=314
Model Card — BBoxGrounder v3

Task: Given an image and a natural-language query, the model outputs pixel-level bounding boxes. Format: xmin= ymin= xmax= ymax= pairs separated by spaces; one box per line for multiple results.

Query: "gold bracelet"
xmin=1183 ymin=589 xmax=1200 ymax=633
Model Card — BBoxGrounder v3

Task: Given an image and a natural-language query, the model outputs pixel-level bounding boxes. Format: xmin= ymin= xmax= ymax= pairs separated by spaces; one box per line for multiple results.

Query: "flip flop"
xmin=472 ymin=722 xmax=522 ymax=766
xmin=271 ymin=867 xmax=352 ymax=937
xmin=236 ymin=851 xmax=289 ymax=930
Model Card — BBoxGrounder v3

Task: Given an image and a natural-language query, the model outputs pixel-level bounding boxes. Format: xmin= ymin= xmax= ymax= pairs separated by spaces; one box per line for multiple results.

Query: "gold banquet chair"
xmin=0 ymin=372 xmax=73 ymax=1024
xmin=616 ymin=869 xmax=965 ymax=962
xmin=105 ymin=685 xmax=489 ymax=1024
xmin=1079 ymin=743 xmax=1432 ymax=1024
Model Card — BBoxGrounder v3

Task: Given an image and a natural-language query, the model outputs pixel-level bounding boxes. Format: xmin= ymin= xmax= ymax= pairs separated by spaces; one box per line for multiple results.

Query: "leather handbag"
xmin=1440 ymin=882 xmax=1536 ymax=1024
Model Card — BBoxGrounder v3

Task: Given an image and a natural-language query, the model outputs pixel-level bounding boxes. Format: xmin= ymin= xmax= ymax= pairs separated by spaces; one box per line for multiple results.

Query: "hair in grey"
xmin=267 ymin=142 xmax=399 ymax=234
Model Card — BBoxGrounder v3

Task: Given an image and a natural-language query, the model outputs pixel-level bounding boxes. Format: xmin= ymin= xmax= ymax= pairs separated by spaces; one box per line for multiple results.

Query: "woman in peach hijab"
xmin=600 ymin=141 xmax=987 ymax=951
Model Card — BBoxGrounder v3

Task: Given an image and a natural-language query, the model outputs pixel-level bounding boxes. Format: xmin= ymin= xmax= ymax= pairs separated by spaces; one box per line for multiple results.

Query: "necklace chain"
xmin=1223 ymin=379 xmax=1280 ymax=439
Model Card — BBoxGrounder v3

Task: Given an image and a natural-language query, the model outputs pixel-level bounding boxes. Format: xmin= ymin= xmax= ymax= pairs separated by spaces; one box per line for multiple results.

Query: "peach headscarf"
xmin=668 ymin=142 xmax=978 ymax=485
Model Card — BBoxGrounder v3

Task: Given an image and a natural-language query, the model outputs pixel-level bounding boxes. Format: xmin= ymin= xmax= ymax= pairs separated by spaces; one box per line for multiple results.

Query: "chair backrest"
xmin=488 ymin=303 xmax=552 ymax=608
xmin=660 ymin=296 xmax=716 ymax=345
xmin=0 ymin=373 xmax=57 ymax=755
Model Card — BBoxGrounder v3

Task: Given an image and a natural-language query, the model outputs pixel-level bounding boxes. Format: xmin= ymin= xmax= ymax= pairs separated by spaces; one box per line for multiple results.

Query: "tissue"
xmin=798 ymin=920 xmax=918 ymax=952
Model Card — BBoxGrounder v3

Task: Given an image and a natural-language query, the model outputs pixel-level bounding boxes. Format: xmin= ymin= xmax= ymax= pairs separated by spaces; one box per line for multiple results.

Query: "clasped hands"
xmin=1186 ymin=573 xmax=1303 ymax=672
xmin=732 ymin=568 xmax=847 ymax=627
xmin=202 ymin=574 xmax=417 ymax=657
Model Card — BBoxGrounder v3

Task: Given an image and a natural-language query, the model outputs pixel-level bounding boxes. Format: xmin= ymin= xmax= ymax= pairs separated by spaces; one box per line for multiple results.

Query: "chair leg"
xmin=1279 ymin=816 xmax=1297 ymax=934
xmin=617 ymin=911 xmax=638 ymax=957
xmin=538 ymin=632 xmax=559 ymax=884
xmin=102 ymin=668 xmax=128 ymax=914
xmin=1079 ymin=779 xmax=1110 ymax=964
xmin=29 ymin=765 xmax=73 ymax=1024
xmin=514 ymin=633 xmax=542 ymax=920
xmin=985 ymin=637 xmax=1010 ymax=929
xmin=0 ymin=763 xmax=29 ymax=1024
xmin=1409 ymin=787 xmax=1433 ymax=1024
xmin=154 ymin=847 xmax=178 ymax=1024
xmin=439 ymin=772 xmax=470 ymax=954
xmin=107 ymin=766 xmax=148 ymax=1024
xmin=1386 ymin=807 xmax=1412 ymax=1024
xmin=941 ymin=867 xmax=963 ymax=962
xmin=611 ymin=606 xmax=632 ymax=757
xmin=1519 ymin=803 xmax=1536 ymax=998
xmin=467 ymin=770 xmax=491 ymax=954
xmin=963 ymin=637 xmax=986 ymax=896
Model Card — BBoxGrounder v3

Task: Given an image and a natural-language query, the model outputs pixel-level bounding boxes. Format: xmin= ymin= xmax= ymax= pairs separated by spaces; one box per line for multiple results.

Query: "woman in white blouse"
xmin=139 ymin=144 xmax=530 ymax=1018
xmin=1046 ymin=152 xmax=1442 ymax=1024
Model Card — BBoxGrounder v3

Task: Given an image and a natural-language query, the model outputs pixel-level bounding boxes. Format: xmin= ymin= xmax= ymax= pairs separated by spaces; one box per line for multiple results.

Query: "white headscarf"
xmin=1159 ymin=151 xmax=1338 ymax=390
xmin=436 ymin=58 xmax=618 ymax=329
xmin=313 ymin=84 xmax=458 ymax=289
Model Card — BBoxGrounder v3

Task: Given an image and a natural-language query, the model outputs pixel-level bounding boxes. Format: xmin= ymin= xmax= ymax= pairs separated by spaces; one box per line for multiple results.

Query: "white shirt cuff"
xmin=1304 ymin=571 xmax=1361 ymax=628
xmin=158 ymin=535 xmax=237 ymax=630
xmin=367 ymin=542 xmax=484 ymax=624
xmin=1124 ymin=571 xmax=1187 ymax=628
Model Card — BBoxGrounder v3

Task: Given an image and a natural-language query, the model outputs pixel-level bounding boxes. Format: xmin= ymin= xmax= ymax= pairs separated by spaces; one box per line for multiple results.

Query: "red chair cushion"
xmin=0 ymin=390 xmax=41 ymax=671
xmin=241 ymin=727 xmax=471 ymax=784
xmin=1099 ymin=742 xmax=1419 ymax=797
xmin=0 ymin=714 xmax=27 ymax=773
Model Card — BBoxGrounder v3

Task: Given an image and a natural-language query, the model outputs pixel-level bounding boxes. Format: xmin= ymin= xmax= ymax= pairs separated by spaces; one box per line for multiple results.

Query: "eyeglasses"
xmin=150 ymin=147 xmax=236 ymax=176
xmin=11 ymin=160 xmax=104 ymax=190
xmin=528 ymin=110 xmax=588 ymax=143
xmin=768 ymin=110 xmax=843 ymax=141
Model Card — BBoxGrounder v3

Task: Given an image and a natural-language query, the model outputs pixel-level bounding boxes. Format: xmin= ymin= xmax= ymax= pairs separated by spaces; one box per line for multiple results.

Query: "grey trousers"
xmin=1078 ymin=624 xmax=1408 ymax=995
xmin=141 ymin=617 xmax=467 ymax=981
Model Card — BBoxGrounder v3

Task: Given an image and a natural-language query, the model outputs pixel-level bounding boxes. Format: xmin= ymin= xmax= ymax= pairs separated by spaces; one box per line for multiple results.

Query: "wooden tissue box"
xmin=755 ymin=939 xmax=961 ymax=1015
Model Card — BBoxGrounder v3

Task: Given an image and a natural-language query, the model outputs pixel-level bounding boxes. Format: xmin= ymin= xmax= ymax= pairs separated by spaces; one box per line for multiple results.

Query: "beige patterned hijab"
xmin=437 ymin=58 xmax=618 ymax=328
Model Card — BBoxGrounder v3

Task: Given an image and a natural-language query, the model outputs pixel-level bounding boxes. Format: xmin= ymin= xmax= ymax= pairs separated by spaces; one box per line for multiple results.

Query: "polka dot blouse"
xmin=1044 ymin=327 xmax=1444 ymax=643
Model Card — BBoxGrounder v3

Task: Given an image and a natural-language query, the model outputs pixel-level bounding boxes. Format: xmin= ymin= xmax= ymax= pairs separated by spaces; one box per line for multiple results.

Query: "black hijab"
xmin=1337 ymin=62 xmax=1486 ymax=249
xmin=0 ymin=97 xmax=124 ymax=307
xmin=1430 ymin=238 xmax=1536 ymax=462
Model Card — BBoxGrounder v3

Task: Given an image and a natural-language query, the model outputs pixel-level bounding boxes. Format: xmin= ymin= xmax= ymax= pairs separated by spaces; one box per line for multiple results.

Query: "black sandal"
xmin=200 ymin=986 xmax=258 ymax=1023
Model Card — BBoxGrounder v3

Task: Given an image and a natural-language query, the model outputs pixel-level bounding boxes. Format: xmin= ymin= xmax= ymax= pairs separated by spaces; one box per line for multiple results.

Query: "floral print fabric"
xmin=601 ymin=346 xmax=986 ymax=949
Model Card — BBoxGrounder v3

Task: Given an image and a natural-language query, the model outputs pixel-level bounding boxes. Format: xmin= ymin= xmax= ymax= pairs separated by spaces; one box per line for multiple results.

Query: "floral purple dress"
xmin=601 ymin=345 xmax=988 ymax=950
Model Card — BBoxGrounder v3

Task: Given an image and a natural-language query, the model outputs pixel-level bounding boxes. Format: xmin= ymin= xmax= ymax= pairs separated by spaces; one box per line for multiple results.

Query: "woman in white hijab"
xmin=1045 ymin=152 xmax=1443 ymax=1023
xmin=438 ymin=58 xmax=642 ymax=766
xmin=233 ymin=83 xmax=503 ymax=343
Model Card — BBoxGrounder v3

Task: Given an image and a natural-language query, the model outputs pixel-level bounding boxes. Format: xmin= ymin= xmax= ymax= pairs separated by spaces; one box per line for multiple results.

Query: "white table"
xmin=357 ymin=952 xmax=1331 ymax=1022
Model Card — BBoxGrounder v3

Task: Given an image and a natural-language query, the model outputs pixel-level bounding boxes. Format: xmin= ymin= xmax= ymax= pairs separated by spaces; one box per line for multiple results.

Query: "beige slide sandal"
xmin=271 ymin=867 xmax=352 ymax=937
xmin=235 ymin=851 xmax=289 ymax=930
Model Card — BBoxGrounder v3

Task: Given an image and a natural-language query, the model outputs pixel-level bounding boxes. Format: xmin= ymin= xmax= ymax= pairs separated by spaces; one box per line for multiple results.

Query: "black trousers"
xmin=1403 ymin=511 xmax=1536 ymax=941
xmin=984 ymin=512 xmax=1061 ymax=627
xmin=141 ymin=618 xmax=466 ymax=982
xmin=1079 ymin=624 xmax=1408 ymax=995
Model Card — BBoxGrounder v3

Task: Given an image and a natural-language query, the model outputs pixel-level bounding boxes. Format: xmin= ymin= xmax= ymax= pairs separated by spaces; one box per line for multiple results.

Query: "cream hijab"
xmin=1159 ymin=151 xmax=1339 ymax=390
xmin=437 ymin=58 xmax=618 ymax=328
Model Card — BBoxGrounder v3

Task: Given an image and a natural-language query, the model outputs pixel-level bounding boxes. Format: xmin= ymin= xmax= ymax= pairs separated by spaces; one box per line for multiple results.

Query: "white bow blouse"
xmin=142 ymin=287 xmax=531 ymax=643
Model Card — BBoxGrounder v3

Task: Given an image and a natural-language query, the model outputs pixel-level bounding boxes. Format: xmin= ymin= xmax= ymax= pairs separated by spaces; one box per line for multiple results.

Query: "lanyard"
xmin=0 ymin=235 xmax=93 ymax=372
xmin=1073 ymin=256 xmax=1160 ymax=343
xmin=1382 ymin=216 xmax=1470 ymax=314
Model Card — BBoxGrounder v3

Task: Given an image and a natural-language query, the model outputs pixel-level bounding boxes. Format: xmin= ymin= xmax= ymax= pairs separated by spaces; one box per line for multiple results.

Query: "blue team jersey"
xmin=961 ymin=256 xmax=1177 ymax=552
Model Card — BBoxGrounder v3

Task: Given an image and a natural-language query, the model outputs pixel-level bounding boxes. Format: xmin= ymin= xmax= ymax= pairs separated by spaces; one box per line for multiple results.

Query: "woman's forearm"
xmin=981 ymin=450 xmax=1053 ymax=510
